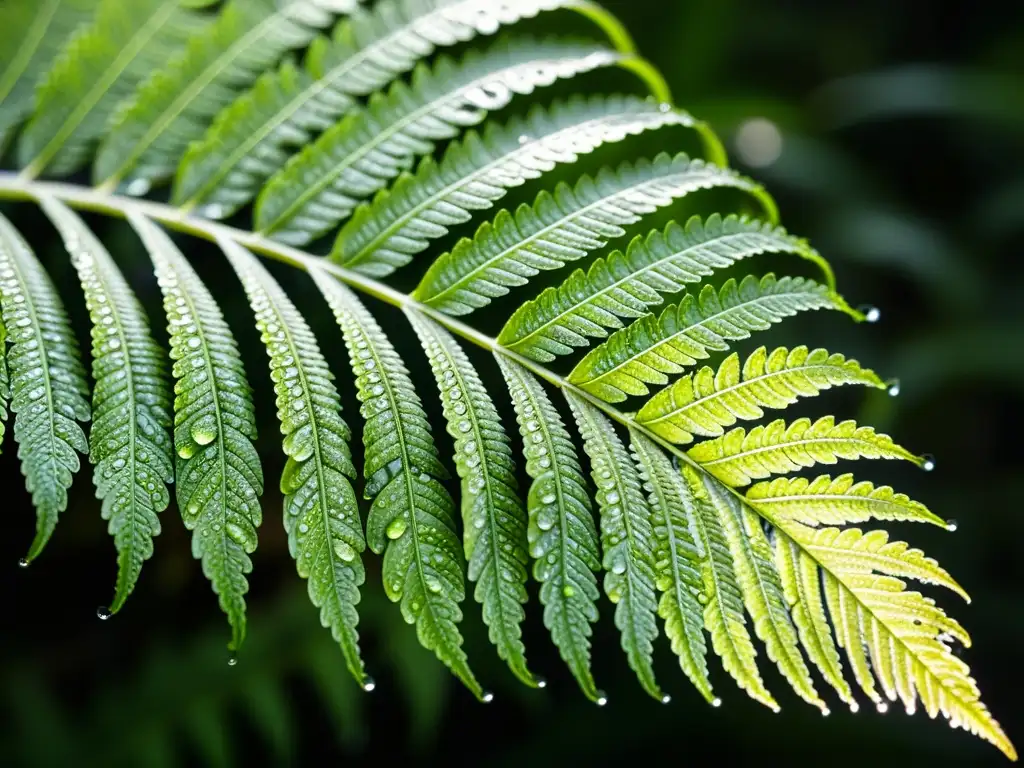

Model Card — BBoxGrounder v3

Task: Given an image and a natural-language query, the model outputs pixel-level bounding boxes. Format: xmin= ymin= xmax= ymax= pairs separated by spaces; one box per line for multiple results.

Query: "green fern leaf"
xmin=0 ymin=0 xmax=98 ymax=153
xmin=637 ymin=345 xmax=885 ymax=444
xmin=42 ymin=197 xmax=174 ymax=613
xmin=129 ymin=211 xmax=263 ymax=651
xmin=1 ymin=317 xmax=9 ymax=450
xmin=500 ymin=216 xmax=829 ymax=361
xmin=626 ymin=429 xmax=712 ymax=701
xmin=94 ymin=0 xmax=351 ymax=190
xmin=415 ymin=154 xmax=774 ymax=315
xmin=690 ymin=415 xmax=924 ymax=487
xmin=566 ymin=393 xmax=662 ymax=700
xmin=333 ymin=96 xmax=705 ymax=277
xmin=745 ymin=473 xmax=947 ymax=527
xmin=495 ymin=356 xmax=602 ymax=701
xmin=698 ymin=472 xmax=824 ymax=709
xmin=568 ymin=274 xmax=841 ymax=403
xmin=0 ymin=212 xmax=90 ymax=562
xmin=406 ymin=310 xmax=535 ymax=686
xmin=256 ymin=38 xmax=628 ymax=245
xmin=781 ymin=522 xmax=1015 ymax=758
xmin=774 ymin=532 xmax=855 ymax=711
xmin=311 ymin=269 xmax=482 ymax=698
xmin=221 ymin=240 xmax=368 ymax=686
xmin=172 ymin=0 xmax=616 ymax=216
xmin=17 ymin=0 xmax=211 ymax=178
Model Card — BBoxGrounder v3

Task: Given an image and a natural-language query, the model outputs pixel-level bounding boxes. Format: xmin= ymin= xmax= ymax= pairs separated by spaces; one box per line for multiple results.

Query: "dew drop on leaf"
xmin=386 ymin=518 xmax=407 ymax=540
xmin=96 ymin=606 xmax=112 ymax=620
xmin=227 ymin=652 xmax=238 ymax=667
xmin=17 ymin=558 xmax=29 ymax=569
xmin=362 ymin=677 xmax=376 ymax=692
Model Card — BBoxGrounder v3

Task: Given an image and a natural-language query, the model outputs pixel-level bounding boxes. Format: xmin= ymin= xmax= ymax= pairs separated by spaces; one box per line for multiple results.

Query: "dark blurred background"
xmin=2 ymin=0 xmax=1022 ymax=765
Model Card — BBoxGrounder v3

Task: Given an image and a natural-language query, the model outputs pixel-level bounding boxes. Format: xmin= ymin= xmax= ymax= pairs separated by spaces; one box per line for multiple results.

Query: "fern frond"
xmin=690 ymin=415 xmax=924 ymax=487
xmin=173 ymin=0 xmax=617 ymax=216
xmin=129 ymin=212 xmax=263 ymax=651
xmin=779 ymin=521 xmax=1015 ymax=758
xmin=637 ymin=345 xmax=885 ymax=444
xmin=256 ymin=38 xmax=628 ymax=245
xmin=0 ymin=0 xmax=98 ymax=153
xmin=496 ymin=357 xmax=602 ymax=701
xmin=221 ymin=239 xmax=368 ymax=686
xmin=94 ymin=0 xmax=351 ymax=190
xmin=406 ymin=310 xmax=534 ymax=686
xmin=0 ymin=212 xmax=90 ymax=562
xmin=17 ymin=0 xmax=211 ymax=178
xmin=698 ymin=472 xmax=824 ymax=709
xmin=311 ymin=270 xmax=482 ymax=698
xmin=41 ymin=197 xmax=174 ymax=613
xmin=333 ymin=96 xmax=703 ymax=277
xmin=0 ymin=317 xmax=9 ymax=450
xmin=628 ymin=431 xmax=712 ymax=702
xmin=416 ymin=154 xmax=774 ymax=315
xmin=500 ymin=216 xmax=826 ymax=361
xmin=568 ymin=274 xmax=841 ymax=403
xmin=745 ymin=473 xmax=947 ymax=527
xmin=566 ymin=393 xmax=662 ymax=700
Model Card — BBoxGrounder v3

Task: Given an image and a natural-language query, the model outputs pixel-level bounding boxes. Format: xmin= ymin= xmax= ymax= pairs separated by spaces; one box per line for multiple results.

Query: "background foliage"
xmin=2 ymin=0 xmax=1021 ymax=765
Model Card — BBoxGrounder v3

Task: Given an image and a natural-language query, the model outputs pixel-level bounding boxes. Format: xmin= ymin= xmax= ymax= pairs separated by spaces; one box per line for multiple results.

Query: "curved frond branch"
xmin=406 ymin=309 xmax=535 ymax=686
xmin=220 ymin=238 xmax=368 ymax=686
xmin=496 ymin=356 xmax=602 ymax=701
xmin=566 ymin=392 xmax=663 ymax=700
xmin=129 ymin=211 xmax=264 ymax=652
xmin=0 ymin=212 xmax=90 ymax=562
xmin=311 ymin=268 xmax=483 ymax=698
xmin=41 ymin=196 xmax=174 ymax=613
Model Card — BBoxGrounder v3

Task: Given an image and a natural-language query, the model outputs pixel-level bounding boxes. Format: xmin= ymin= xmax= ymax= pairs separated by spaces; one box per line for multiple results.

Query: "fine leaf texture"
xmin=221 ymin=239 xmax=368 ymax=686
xmin=17 ymin=0 xmax=211 ymax=178
xmin=698 ymin=472 xmax=824 ymax=709
xmin=416 ymin=153 xmax=774 ymax=315
xmin=0 ymin=0 xmax=98 ymax=152
xmin=94 ymin=0 xmax=352 ymax=190
xmin=500 ymin=215 xmax=825 ymax=361
xmin=745 ymin=474 xmax=947 ymax=528
xmin=637 ymin=345 xmax=886 ymax=444
xmin=566 ymin=393 xmax=662 ymax=700
xmin=626 ymin=429 xmax=713 ymax=701
xmin=406 ymin=309 xmax=535 ymax=686
xmin=333 ymin=96 xmax=703 ymax=277
xmin=130 ymin=212 xmax=264 ymax=652
xmin=690 ymin=415 xmax=924 ymax=487
xmin=172 ymin=0 xmax=608 ymax=216
xmin=311 ymin=269 xmax=482 ymax=698
xmin=0 ymin=317 xmax=8 ymax=449
xmin=568 ymin=274 xmax=842 ymax=403
xmin=496 ymin=356 xmax=602 ymax=701
xmin=41 ymin=197 xmax=174 ymax=613
xmin=0 ymin=213 xmax=90 ymax=561
xmin=256 ymin=38 xmax=627 ymax=245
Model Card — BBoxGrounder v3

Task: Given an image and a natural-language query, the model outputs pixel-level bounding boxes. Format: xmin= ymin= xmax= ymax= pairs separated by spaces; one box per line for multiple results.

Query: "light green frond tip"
xmin=221 ymin=239 xmax=368 ymax=686
xmin=627 ymin=430 xmax=712 ymax=702
xmin=500 ymin=216 xmax=834 ymax=362
xmin=745 ymin=473 xmax=946 ymax=528
xmin=129 ymin=211 xmax=263 ymax=652
xmin=637 ymin=345 xmax=885 ymax=444
xmin=0 ymin=212 xmax=90 ymax=562
xmin=568 ymin=274 xmax=843 ymax=403
xmin=567 ymin=393 xmax=663 ymax=701
xmin=311 ymin=269 xmax=482 ymax=699
xmin=406 ymin=309 xmax=535 ymax=686
xmin=690 ymin=415 xmax=924 ymax=487
xmin=495 ymin=356 xmax=602 ymax=702
xmin=256 ymin=37 xmax=629 ymax=245
xmin=416 ymin=153 xmax=776 ymax=315
xmin=42 ymin=197 xmax=174 ymax=614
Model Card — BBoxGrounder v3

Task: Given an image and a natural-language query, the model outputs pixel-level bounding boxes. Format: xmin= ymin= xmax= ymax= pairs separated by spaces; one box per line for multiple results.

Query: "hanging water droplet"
xmin=821 ymin=707 xmax=831 ymax=717
xmin=362 ymin=676 xmax=376 ymax=692
xmin=711 ymin=697 xmax=723 ymax=708
xmin=660 ymin=694 xmax=671 ymax=704
xmin=876 ymin=701 xmax=889 ymax=713
xmin=945 ymin=518 xmax=959 ymax=532
xmin=482 ymin=691 xmax=495 ymax=703
xmin=849 ymin=701 xmax=860 ymax=713
xmin=886 ymin=379 xmax=901 ymax=397
xmin=96 ymin=606 xmax=112 ymax=621
xmin=535 ymin=677 xmax=547 ymax=689
xmin=227 ymin=652 xmax=238 ymax=667
xmin=595 ymin=692 xmax=608 ymax=706
xmin=17 ymin=558 xmax=29 ymax=569
xmin=921 ymin=454 xmax=936 ymax=472
xmin=386 ymin=518 xmax=407 ymax=539
xmin=858 ymin=304 xmax=881 ymax=323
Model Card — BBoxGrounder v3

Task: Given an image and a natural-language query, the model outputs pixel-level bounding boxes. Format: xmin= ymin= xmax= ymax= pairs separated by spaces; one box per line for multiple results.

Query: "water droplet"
xmin=362 ymin=677 xmax=376 ymax=692
xmin=96 ymin=606 xmax=112 ymax=620
xmin=562 ymin=585 xmax=575 ymax=598
xmin=659 ymin=102 xmax=672 ymax=113
xmin=660 ymin=694 xmax=671 ymax=704
xmin=386 ymin=518 xmax=407 ymax=540
xmin=696 ymin=592 xmax=709 ymax=605
xmin=227 ymin=652 xmax=238 ymax=667
xmin=334 ymin=540 xmax=357 ymax=562
xmin=595 ymin=692 xmax=608 ymax=707
xmin=17 ymin=558 xmax=29 ymax=569
xmin=125 ymin=178 xmax=151 ymax=197
xmin=482 ymin=691 xmax=495 ymax=703
xmin=535 ymin=677 xmax=547 ymax=689
xmin=821 ymin=707 xmax=831 ymax=717
xmin=518 ymin=134 xmax=531 ymax=145
xmin=859 ymin=305 xmax=881 ymax=323
xmin=921 ymin=454 xmax=936 ymax=472
xmin=945 ymin=519 xmax=958 ymax=532
xmin=849 ymin=701 xmax=860 ymax=713
xmin=886 ymin=379 xmax=901 ymax=397
xmin=541 ymin=493 xmax=556 ymax=505
xmin=711 ymin=697 xmax=722 ymax=708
